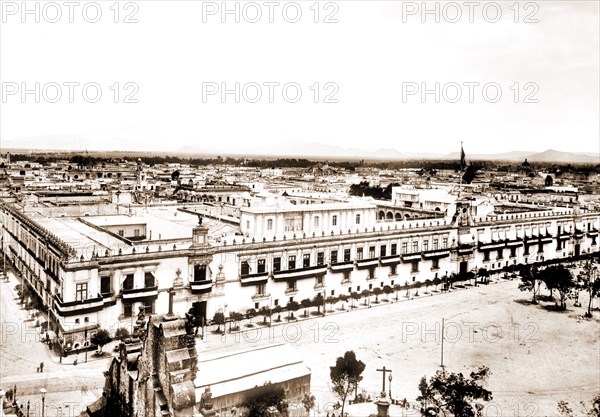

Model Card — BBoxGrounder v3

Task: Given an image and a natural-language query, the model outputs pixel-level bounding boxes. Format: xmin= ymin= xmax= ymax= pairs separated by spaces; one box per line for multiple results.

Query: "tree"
xmin=393 ymin=283 xmax=402 ymax=300
xmin=545 ymin=174 xmax=554 ymax=187
xmin=326 ymin=296 xmax=338 ymax=312
xmin=416 ymin=366 xmax=493 ymax=417
xmin=114 ymin=327 xmax=130 ymax=341
xmin=302 ymin=393 xmax=316 ymax=414
xmin=259 ymin=306 xmax=272 ymax=325
xmin=558 ymin=393 xmax=600 ymax=417
xmin=477 ymin=268 xmax=490 ymax=285
xmin=541 ymin=265 xmax=576 ymax=310
xmin=229 ymin=311 xmax=244 ymax=332
xmin=338 ymin=294 xmax=349 ymax=310
xmin=383 ymin=285 xmax=393 ymax=301
xmin=212 ymin=312 xmax=225 ymax=333
xmin=372 ymin=287 xmax=383 ymax=303
xmin=242 ymin=382 xmax=287 ymax=417
xmin=350 ymin=291 xmax=360 ymax=308
xmin=286 ymin=301 xmax=300 ymax=320
xmin=432 ymin=277 xmax=442 ymax=292
xmin=578 ymin=260 xmax=600 ymax=317
xmin=301 ymin=298 xmax=312 ymax=317
xmin=361 ymin=289 xmax=371 ymax=305
xmin=171 ymin=170 xmax=180 ymax=181
xmin=272 ymin=305 xmax=283 ymax=322
xmin=245 ymin=308 xmax=257 ymax=326
xmin=518 ymin=265 xmax=542 ymax=304
xmin=330 ymin=351 xmax=366 ymax=417
xmin=424 ymin=279 xmax=432 ymax=293
xmin=91 ymin=329 xmax=111 ymax=353
xmin=312 ymin=293 xmax=324 ymax=314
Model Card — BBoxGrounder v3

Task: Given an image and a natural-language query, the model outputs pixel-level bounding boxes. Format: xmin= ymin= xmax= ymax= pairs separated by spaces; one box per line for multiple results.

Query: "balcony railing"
xmin=380 ymin=255 xmax=401 ymax=265
xmin=574 ymin=230 xmax=584 ymax=239
xmin=557 ymin=233 xmax=571 ymax=241
xmin=252 ymin=292 xmax=271 ymax=301
xmin=330 ymin=261 xmax=354 ymax=273
xmin=478 ymin=241 xmax=505 ymax=251
xmin=587 ymin=229 xmax=598 ymax=237
xmin=273 ymin=265 xmax=328 ymax=281
xmin=54 ymin=293 xmax=104 ymax=317
xmin=122 ymin=285 xmax=159 ymax=301
xmin=284 ymin=287 xmax=299 ymax=295
xmin=190 ymin=279 xmax=213 ymax=294
xmin=356 ymin=258 xmax=379 ymax=270
xmin=239 ymin=271 xmax=269 ymax=287
xmin=422 ymin=249 xmax=451 ymax=259
xmin=505 ymin=238 xmax=523 ymax=247
xmin=401 ymin=252 xmax=422 ymax=262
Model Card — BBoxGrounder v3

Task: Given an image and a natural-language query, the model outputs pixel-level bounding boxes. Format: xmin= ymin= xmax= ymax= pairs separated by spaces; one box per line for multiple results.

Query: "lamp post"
xmin=388 ymin=374 xmax=393 ymax=400
xmin=39 ymin=387 xmax=47 ymax=417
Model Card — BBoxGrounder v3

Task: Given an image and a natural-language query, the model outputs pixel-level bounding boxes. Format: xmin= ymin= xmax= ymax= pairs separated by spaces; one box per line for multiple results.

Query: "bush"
xmin=115 ymin=328 xmax=131 ymax=341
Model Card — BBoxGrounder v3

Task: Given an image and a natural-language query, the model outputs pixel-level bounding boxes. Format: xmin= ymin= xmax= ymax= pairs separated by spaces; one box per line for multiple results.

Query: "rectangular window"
xmin=123 ymin=274 xmax=134 ymax=290
xmin=432 ymin=258 xmax=439 ymax=270
xmin=144 ymin=272 xmax=155 ymax=287
xmin=391 ymin=244 xmax=397 ymax=255
xmin=433 ymin=239 xmax=439 ymax=250
xmin=356 ymin=248 xmax=363 ymax=260
xmin=118 ymin=230 xmax=124 ymax=237
xmin=288 ymin=280 xmax=297 ymax=290
xmin=123 ymin=302 xmax=132 ymax=318
xmin=356 ymin=214 xmax=361 ymax=224
xmin=369 ymin=246 xmax=375 ymax=258
xmin=314 ymin=216 xmax=320 ymax=228
xmin=380 ymin=245 xmax=387 ymax=257
xmin=317 ymin=252 xmax=324 ymax=265
xmin=134 ymin=229 xmax=140 ymax=237
xmin=257 ymin=259 xmax=266 ymax=273
xmin=332 ymin=215 xmax=338 ymax=226
xmin=100 ymin=275 xmax=111 ymax=295
xmin=316 ymin=275 xmax=324 ymax=285
xmin=343 ymin=271 xmax=351 ymax=282
xmin=267 ymin=219 xmax=273 ymax=230
xmin=330 ymin=250 xmax=338 ymax=264
xmin=273 ymin=257 xmax=281 ymax=272
xmin=510 ymin=247 xmax=516 ymax=258
xmin=497 ymin=248 xmax=503 ymax=259
xmin=402 ymin=242 xmax=408 ymax=254
xmin=423 ymin=241 xmax=429 ymax=252
xmin=483 ymin=251 xmax=490 ymax=262
xmin=257 ymin=283 xmax=266 ymax=295
xmin=390 ymin=264 xmax=397 ymax=275
xmin=412 ymin=242 xmax=419 ymax=253
xmin=303 ymin=253 xmax=310 ymax=268
xmin=411 ymin=260 xmax=419 ymax=273
xmin=344 ymin=249 xmax=351 ymax=262
xmin=144 ymin=298 xmax=154 ymax=314
xmin=368 ymin=268 xmax=375 ymax=279
xmin=76 ymin=283 xmax=88 ymax=301
xmin=443 ymin=238 xmax=448 ymax=248
xmin=241 ymin=261 xmax=250 ymax=276
xmin=288 ymin=255 xmax=296 ymax=270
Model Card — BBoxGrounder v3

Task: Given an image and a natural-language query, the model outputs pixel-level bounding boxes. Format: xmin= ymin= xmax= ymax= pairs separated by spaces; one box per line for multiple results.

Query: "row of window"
xmin=240 ymin=239 xmax=450 ymax=275
xmin=265 ymin=213 xmax=362 ymax=231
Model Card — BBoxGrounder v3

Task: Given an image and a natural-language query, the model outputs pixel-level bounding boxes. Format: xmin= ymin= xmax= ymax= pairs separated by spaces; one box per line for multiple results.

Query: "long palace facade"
xmin=1 ymin=198 xmax=598 ymax=354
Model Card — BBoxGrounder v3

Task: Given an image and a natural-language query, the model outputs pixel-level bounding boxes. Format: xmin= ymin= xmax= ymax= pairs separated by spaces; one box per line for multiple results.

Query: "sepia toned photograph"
xmin=0 ymin=1 xmax=599 ymax=416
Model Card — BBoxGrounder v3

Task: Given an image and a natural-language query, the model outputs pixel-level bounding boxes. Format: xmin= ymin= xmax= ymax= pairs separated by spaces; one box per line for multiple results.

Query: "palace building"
xmin=1 ymin=192 xmax=598 ymax=354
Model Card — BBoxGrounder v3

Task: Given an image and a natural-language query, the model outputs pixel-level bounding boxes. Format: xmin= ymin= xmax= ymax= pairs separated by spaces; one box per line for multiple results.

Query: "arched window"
xmin=267 ymin=218 xmax=273 ymax=230
xmin=314 ymin=216 xmax=320 ymax=228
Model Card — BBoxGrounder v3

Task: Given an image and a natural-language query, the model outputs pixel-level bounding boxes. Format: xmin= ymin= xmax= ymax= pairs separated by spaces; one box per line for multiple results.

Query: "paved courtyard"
xmin=2 ymin=272 xmax=599 ymax=416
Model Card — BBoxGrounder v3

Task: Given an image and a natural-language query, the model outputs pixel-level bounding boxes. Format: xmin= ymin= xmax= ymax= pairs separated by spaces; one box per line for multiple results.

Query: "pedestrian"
xmin=39 ymin=362 xmax=44 ymax=373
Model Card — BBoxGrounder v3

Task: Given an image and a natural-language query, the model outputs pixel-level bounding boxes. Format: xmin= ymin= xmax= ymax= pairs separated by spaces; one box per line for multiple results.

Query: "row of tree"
xmin=518 ymin=259 xmax=600 ymax=315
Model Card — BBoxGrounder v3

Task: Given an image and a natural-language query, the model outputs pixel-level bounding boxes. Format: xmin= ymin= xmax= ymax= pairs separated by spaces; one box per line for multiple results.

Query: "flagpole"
xmin=459 ymin=141 xmax=463 ymax=198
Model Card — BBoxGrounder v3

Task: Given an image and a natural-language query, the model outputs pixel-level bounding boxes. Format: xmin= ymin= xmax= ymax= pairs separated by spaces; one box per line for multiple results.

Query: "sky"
xmin=0 ymin=0 xmax=598 ymax=156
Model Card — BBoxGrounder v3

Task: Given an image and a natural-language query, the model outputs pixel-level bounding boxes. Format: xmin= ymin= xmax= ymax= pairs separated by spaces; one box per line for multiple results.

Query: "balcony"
xmin=356 ymin=258 xmax=379 ymax=270
xmin=574 ymin=229 xmax=584 ymax=240
xmin=539 ymin=234 xmax=553 ymax=244
xmin=121 ymin=285 xmax=159 ymax=302
xmin=556 ymin=233 xmax=571 ymax=241
xmin=190 ymin=279 xmax=213 ymax=294
xmin=587 ymin=229 xmax=598 ymax=238
xmin=422 ymin=249 xmax=451 ymax=259
xmin=380 ymin=255 xmax=401 ymax=265
xmin=273 ymin=265 xmax=328 ymax=281
xmin=478 ymin=241 xmax=505 ymax=251
xmin=401 ymin=252 xmax=422 ymax=262
xmin=252 ymin=292 xmax=271 ymax=302
xmin=239 ymin=272 xmax=269 ymax=287
xmin=456 ymin=245 xmax=475 ymax=256
xmin=54 ymin=293 xmax=104 ymax=317
xmin=330 ymin=261 xmax=354 ymax=273
xmin=284 ymin=287 xmax=299 ymax=296
xmin=505 ymin=238 xmax=523 ymax=247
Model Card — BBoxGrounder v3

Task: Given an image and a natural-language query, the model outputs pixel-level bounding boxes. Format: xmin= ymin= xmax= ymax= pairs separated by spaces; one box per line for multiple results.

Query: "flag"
xmin=460 ymin=142 xmax=467 ymax=170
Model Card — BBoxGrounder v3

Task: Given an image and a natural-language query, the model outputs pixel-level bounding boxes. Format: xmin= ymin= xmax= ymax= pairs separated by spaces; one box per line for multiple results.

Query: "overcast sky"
xmin=0 ymin=0 xmax=598 ymax=155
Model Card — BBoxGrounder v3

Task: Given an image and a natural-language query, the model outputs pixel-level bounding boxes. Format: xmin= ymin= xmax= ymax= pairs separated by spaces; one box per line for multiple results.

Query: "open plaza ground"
xmin=2 ymin=270 xmax=599 ymax=416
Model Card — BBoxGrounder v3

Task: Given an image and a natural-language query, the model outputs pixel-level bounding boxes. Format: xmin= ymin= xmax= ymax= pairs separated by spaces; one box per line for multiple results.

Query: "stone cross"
xmin=376 ymin=366 xmax=392 ymax=394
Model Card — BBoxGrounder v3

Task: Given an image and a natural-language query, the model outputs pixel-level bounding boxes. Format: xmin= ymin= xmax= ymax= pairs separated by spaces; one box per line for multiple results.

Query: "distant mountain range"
xmin=1 ymin=136 xmax=598 ymax=164
xmin=179 ymin=141 xmax=599 ymax=164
